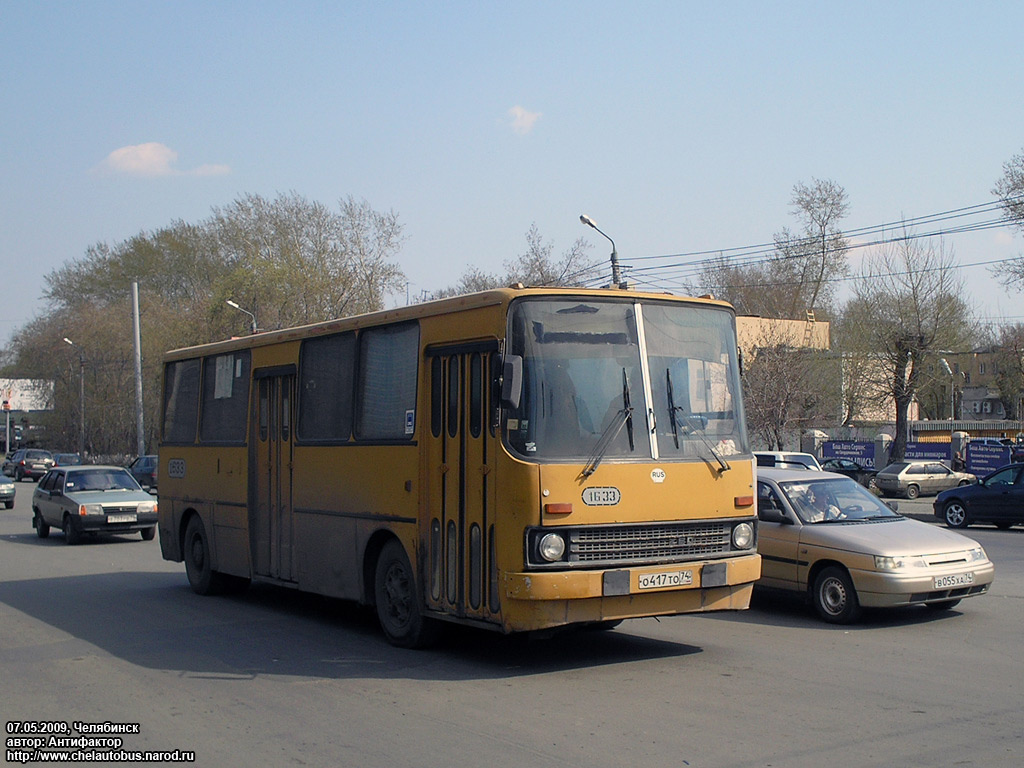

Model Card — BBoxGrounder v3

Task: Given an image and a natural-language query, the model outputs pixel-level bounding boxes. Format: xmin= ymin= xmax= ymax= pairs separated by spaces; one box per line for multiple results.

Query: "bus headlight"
xmin=538 ymin=533 xmax=566 ymax=562
xmin=732 ymin=522 xmax=754 ymax=550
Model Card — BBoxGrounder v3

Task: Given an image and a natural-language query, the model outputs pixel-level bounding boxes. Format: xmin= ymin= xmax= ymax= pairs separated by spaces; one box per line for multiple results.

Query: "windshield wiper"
xmin=680 ymin=414 xmax=731 ymax=473
xmin=666 ymin=369 xmax=680 ymax=449
xmin=665 ymin=369 xmax=728 ymax=471
xmin=580 ymin=368 xmax=634 ymax=478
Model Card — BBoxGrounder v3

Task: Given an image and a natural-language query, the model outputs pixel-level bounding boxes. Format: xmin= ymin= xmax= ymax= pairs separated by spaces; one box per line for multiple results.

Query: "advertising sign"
xmin=0 ymin=379 xmax=54 ymax=412
xmin=821 ymin=441 xmax=876 ymax=468
xmin=966 ymin=444 xmax=1010 ymax=476
xmin=904 ymin=442 xmax=951 ymax=462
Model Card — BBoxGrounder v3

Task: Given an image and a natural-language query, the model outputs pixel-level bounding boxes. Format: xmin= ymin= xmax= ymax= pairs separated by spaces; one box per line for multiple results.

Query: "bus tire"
xmin=183 ymin=516 xmax=227 ymax=595
xmin=374 ymin=540 xmax=440 ymax=649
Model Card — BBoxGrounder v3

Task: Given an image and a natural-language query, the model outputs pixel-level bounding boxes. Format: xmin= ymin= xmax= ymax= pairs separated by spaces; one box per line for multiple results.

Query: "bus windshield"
xmin=505 ymin=298 xmax=749 ymax=462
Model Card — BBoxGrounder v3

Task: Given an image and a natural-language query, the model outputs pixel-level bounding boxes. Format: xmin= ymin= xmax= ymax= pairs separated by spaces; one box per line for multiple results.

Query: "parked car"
xmin=756 ymin=467 xmax=994 ymax=623
xmin=934 ymin=463 xmax=1024 ymax=529
xmin=874 ymin=460 xmax=975 ymax=499
xmin=32 ymin=465 xmax=158 ymax=544
xmin=126 ymin=454 xmax=158 ymax=490
xmin=52 ymin=452 xmax=82 ymax=467
xmin=820 ymin=457 xmax=878 ymax=488
xmin=0 ymin=476 xmax=14 ymax=509
xmin=754 ymin=451 xmax=822 ymax=471
xmin=2 ymin=448 xmax=55 ymax=481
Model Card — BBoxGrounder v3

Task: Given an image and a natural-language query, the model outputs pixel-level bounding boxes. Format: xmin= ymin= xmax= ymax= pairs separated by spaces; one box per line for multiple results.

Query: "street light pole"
xmin=226 ymin=299 xmax=258 ymax=334
xmin=579 ymin=214 xmax=624 ymax=288
xmin=63 ymin=337 xmax=85 ymax=457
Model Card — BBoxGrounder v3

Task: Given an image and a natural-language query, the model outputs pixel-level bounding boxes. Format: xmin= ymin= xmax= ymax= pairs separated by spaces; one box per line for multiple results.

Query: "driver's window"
xmin=988 ymin=468 xmax=1015 ymax=486
xmin=756 ymin=483 xmax=784 ymax=520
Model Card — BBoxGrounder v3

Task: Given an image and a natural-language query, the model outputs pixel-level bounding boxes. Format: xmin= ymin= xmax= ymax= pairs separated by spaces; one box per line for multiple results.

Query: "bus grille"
xmin=568 ymin=521 xmax=733 ymax=565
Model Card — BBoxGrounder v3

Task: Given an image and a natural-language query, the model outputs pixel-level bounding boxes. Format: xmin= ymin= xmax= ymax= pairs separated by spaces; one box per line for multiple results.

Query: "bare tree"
xmin=740 ymin=322 xmax=839 ymax=449
xmin=992 ymin=324 xmax=1024 ymax=419
xmin=992 ymin=148 xmax=1024 ymax=290
xmin=844 ymin=232 xmax=973 ymax=461
xmin=426 ymin=224 xmax=594 ymax=300
xmin=697 ymin=178 xmax=849 ymax=319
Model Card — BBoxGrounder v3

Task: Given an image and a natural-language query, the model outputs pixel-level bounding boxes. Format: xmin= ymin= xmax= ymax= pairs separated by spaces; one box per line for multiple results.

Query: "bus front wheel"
xmin=374 ymin=540 xmax=440 ymax=649
xmin=183 ymin=516 xmax=228 ymax=595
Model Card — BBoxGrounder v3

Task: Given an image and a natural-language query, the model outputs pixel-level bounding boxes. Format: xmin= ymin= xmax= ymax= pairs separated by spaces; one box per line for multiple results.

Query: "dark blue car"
xmin=934 ymin=463 xmax=1024 ymax=529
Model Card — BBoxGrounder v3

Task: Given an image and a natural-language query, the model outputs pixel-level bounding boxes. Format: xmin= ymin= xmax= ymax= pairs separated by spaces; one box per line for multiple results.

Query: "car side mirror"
xmin=885 ymin=500 xmax=899 ymax=512
xmin=758 ymin=505 xmax=792 ymax=524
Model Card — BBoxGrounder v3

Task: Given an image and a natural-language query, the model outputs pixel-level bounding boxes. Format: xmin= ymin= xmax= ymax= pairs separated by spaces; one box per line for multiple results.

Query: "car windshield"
xmin=778 ymin=477 xmax=900 ymax=524
xmin=504 ymin=297 xmax=749 ymax=464
xmin=64 ymin=468 xmax=141 ymax=492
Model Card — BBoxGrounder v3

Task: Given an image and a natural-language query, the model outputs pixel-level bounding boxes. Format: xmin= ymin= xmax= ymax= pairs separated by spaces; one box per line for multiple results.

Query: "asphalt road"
xmin=1 ymin=482 xmax=1021 ymax=768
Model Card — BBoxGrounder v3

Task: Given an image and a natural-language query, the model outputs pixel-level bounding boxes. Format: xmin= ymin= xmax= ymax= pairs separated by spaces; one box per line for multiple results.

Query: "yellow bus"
xmin=157 ymin=286 xmax=760 ymax=646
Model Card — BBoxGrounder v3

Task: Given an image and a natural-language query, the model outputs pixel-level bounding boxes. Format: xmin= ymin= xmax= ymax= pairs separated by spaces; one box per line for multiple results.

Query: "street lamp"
xmin=580 ymin=214 xmax=625 ymax=288
xmin=63 ymin=337 xmax=85 ymax=457
xmin=226 ymin=299 xmax=258 ymax=334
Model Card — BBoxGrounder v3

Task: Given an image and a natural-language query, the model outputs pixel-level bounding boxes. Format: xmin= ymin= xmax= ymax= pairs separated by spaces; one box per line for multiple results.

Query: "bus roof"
xmin=164 ymin=286 xmax=735 ymax=361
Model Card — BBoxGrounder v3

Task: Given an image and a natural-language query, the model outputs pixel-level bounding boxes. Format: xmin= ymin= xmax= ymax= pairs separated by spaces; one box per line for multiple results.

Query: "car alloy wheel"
xmin=944 ymin=501 xmax=969 ymax=528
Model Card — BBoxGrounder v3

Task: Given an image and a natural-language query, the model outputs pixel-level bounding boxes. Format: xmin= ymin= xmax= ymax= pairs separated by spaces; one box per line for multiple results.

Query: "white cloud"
xmin=508 ymin=105 xmax=541 ymax=135
xmin=97 ymin=142 xmax=230 ymax=177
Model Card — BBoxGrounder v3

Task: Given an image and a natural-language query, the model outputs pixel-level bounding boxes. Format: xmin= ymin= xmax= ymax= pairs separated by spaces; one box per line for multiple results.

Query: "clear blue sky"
xmin=3 ymin=1 xmax=1023 ymax=346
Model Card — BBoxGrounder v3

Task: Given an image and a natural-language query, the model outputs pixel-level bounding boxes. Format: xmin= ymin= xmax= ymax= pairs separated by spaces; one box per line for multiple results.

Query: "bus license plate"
xmin=107 ymin=514 xmax=137 ymax=524
xmin=934 ymin=572 xmax=974 ymax=589
xmin=638 ymin=570 xmax=693 ymax=590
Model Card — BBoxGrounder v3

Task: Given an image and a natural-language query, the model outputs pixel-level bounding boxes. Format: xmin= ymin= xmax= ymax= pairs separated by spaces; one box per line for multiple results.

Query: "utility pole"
xmin=132 ymin=282 xmax=145 ymax=456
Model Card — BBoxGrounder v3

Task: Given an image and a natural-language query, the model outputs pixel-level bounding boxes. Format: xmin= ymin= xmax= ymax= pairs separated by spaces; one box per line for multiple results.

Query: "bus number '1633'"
xmin=582 ymin=487 xmax=621 ymax=506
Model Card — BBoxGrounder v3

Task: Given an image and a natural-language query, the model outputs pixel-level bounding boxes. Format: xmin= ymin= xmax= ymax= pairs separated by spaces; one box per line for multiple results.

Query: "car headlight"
xmin=965 ymin=546 xmax=987 ymax=563
xmin=732 ymin=522 xmax=754 ymax=550
xmin=874 ymin=554 xmax=928 ymax=571
xmin=137 ymin=501 xmax=157 ymax=514
xmin=537 ymin=533 xmax=566 ymax=562
xmin=79 ymin=503 xmax=104 ymax=516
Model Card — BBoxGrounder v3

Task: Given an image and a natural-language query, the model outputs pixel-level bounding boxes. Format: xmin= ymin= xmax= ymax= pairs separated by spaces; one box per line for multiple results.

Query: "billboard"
xmin=0 ymin=378 xmax=55 ymax=412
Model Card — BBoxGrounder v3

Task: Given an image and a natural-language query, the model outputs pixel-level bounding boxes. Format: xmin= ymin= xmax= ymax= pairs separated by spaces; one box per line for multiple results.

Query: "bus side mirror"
xmin=500 ymin=355 xmax=523 ymax=410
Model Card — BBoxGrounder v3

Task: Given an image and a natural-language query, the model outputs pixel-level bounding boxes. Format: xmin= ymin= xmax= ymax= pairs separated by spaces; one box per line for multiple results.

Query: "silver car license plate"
xmin=107 ymin=514 xmax=137 ymax=524
xmin=934 ymin=572 xmax=974 ymax=589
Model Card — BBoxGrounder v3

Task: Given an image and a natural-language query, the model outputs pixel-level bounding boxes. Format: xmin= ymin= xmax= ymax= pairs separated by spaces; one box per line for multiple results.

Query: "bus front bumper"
xmin=500 ymin=554 xmax=761 ymax=631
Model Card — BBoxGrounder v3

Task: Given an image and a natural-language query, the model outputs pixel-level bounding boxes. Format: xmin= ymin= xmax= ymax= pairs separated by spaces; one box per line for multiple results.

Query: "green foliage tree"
xmin=7 ymin=192 xmax=406 ymax=456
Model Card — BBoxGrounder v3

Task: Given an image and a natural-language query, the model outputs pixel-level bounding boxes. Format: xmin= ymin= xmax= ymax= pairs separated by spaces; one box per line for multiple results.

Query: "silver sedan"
xmin=756 ymin=467 xmax=994 ymax=623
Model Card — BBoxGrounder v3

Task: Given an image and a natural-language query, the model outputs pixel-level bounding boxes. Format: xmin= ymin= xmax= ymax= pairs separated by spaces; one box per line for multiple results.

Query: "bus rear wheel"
xmin=374 ymin=540 xmax=439 ymax=649
xmin=183 ymin=516 xmax=228 ymax=595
